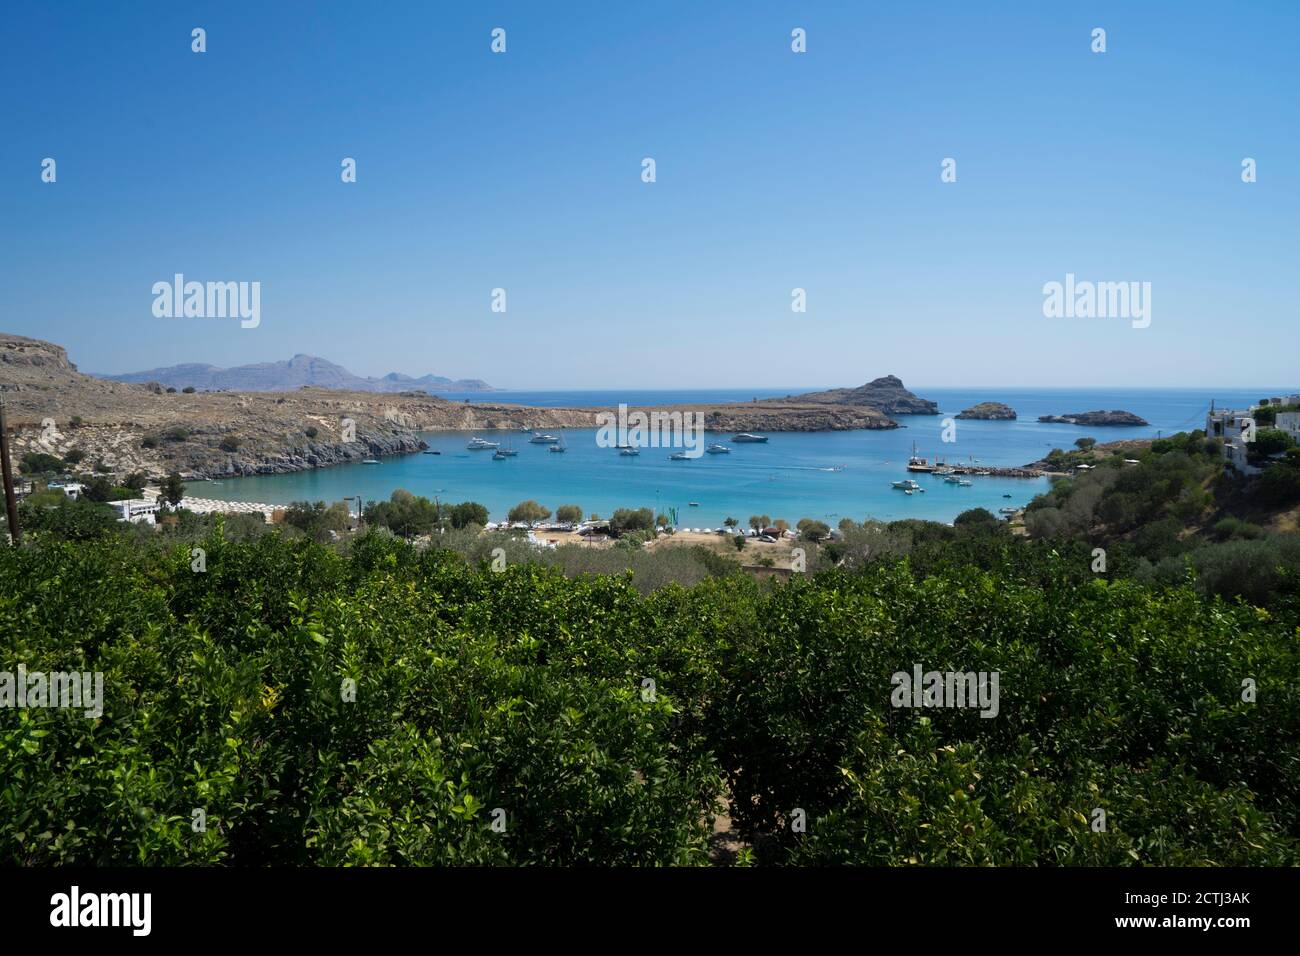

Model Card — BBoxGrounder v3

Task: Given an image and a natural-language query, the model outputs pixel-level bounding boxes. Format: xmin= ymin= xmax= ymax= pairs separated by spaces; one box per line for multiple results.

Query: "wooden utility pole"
xmin=0 ymin=398 xmax=23 ymax=544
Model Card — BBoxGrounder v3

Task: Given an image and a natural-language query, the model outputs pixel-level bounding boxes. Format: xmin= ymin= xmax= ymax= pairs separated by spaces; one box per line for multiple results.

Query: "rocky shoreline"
xmin=1 ymin=332 xmax=925 ymax=481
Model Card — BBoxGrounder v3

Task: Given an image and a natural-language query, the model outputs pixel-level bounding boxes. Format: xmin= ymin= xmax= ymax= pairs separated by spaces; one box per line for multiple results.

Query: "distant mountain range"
xmin=94 ymin=353 xmax=493 ymax=394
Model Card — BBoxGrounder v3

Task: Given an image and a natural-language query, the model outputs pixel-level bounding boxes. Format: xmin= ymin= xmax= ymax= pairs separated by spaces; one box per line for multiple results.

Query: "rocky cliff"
xmin=1 ymin=334 xmax=904 ymax=480
xmin=775 ymin=376 xmax=940 ymax=415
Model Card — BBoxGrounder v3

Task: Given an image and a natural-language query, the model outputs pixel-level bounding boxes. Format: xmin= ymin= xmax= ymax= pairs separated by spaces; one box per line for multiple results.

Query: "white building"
xmin=1275 ymin=411 xmax=1300 ymax=443
xmin=1205 ymin=406 xmax=1260 ymax=475
xmin=49 ymin=481 xmax=84 ymax=500
xmin=107 ymin=498 xmax=160 ymax=524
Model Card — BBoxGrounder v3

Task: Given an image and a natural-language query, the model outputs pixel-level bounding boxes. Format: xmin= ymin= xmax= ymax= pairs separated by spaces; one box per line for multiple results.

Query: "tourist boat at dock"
xmin=906 ymin=442 xmax=935 ymax=472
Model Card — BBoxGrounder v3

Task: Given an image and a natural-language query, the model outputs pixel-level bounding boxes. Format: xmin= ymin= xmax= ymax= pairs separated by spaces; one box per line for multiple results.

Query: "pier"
xmin=942 ymin=465 xmax=1046 ymax=478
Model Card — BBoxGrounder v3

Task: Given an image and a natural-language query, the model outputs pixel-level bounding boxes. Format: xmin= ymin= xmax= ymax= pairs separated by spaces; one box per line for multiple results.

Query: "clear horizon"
xmin=4 ymin=1 xmax=1297 ymax=389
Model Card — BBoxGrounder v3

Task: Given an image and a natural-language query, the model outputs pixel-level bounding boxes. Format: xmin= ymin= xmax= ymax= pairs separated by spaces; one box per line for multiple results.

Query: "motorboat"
xmin=892 ymin=479 xmax=922 ymax=491
xmin=619 ymin=447 xmax=640 ymax=456
xmin=731 ymin=433 xmax=768 ymax=443
xmin=705 ymin=444 xmax=730 ymax=454
xmin=529 ymin=433 xmax=561 ymax=444
xmin=669 ymin=451 xmax=691 ymax=460
xmin=467 ymin=437 xmax=499 ymax=450
xmin=362 ymin=459 xmax=380 ymax=465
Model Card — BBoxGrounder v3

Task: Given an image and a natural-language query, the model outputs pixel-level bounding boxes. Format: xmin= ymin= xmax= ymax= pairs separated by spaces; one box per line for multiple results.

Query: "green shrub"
xmin=18 ymin=452 xmax=63 ymax=475
xmin=1 ymin=524 xmax=1295 ymax=867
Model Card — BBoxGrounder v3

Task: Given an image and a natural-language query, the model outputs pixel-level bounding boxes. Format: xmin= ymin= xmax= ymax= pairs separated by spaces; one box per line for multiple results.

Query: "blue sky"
xmin=2 ymin=1 xmax=1296 ymax=389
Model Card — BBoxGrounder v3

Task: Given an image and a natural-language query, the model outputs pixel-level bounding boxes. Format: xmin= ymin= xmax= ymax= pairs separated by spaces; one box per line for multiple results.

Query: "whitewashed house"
xmin=107 ymin=498 xmax=160 ymax=524
xmin=1205 ymin=406 xmax=1260 ymax=475
xmin=49 ymin=481 xmax=84 ymax=500
xmin=1274 ymin=411 xmax=1300 ymax=443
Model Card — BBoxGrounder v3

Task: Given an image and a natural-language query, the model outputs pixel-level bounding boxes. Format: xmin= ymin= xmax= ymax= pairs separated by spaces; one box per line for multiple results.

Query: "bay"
xmin=194 ymin=387 xmax=1272 ymax=526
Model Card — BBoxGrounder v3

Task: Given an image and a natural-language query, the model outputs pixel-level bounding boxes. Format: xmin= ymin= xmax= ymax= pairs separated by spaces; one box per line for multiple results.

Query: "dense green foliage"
xmin=19 ymin=452 xmax=63 ymax=475
xmin=1 ymin=521 xmax=1296 ymax=866
xmin=609 ymin=508 xmax=654 ymax=533
xmin=506 ymin=500 xmax=550 ymax=524
xmin=1021 ymin=431 xmax=1300 ymax=605
xmin=283 ymin=500 xmax=352 ymax=542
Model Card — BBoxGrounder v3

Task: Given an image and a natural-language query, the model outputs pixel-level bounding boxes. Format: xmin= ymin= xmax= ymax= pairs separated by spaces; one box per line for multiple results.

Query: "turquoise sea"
xmin=195 ymin=388 xmax=1277 ymax=526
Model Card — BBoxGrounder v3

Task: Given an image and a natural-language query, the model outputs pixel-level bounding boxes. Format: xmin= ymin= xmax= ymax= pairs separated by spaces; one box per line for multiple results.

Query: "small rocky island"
xmin=956 ymin=401 xmax=1017 ymax=420
xmin=1038 ymin=410 xmax=1149 ymax=426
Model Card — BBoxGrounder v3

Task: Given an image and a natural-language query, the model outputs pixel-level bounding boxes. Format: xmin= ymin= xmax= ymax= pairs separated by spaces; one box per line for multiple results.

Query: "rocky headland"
xmin=1 ymin=333 xmax=936 ymax=480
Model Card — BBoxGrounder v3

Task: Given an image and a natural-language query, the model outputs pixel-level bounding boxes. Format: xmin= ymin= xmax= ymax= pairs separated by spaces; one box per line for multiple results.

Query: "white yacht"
xmin=467 ymin=437 xmax=499 ymax=450
xmin=705 ymin=444 xmax=731 ymax=454
xmin=731 ymin=433 xmax=768 ymax=443
xmin=529 ymin=433 xmax=561 ymax=444
xmin=892 ymin=479 xmax=921 ymax=491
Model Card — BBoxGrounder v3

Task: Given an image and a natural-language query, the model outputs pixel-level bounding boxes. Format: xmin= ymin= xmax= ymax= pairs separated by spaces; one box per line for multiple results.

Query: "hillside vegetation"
xmin=1 ymin=517 xmax=1296 ymax=865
